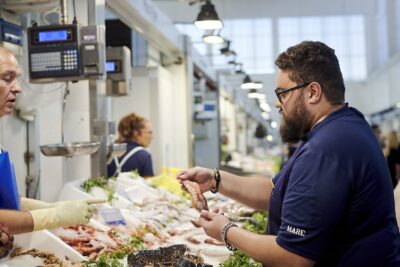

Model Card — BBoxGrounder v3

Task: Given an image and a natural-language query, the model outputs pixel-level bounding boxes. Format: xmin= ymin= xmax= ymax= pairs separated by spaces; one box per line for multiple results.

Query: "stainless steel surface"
xmin=107 ymin=143 xmax=127 ymax=160
xmin=40 ymin=142 xmax=100 ymax=157
xmin=184 ymin=36 xmax=195 ymax=168
xmin=26 ymin=115 xmax=41 ymax=199
xmin=89 ymin=0 xmax=108 ymax=179
xmin=61 ymin=84 xmax=69 ymax=143
xmin=61 ymin=0 xmax=67 ymax=24
xmin=89 ymin=81 xmax=108 ymax=178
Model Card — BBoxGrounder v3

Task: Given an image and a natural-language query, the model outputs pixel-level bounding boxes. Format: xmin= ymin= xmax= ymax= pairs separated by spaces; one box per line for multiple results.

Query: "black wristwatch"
xmin=210 ymin=168 xmax=221 ymax=193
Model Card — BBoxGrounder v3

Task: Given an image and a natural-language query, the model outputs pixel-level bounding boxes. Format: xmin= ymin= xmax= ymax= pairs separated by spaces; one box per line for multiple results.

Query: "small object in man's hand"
xmin=182 ymin=181 xmax=209 ymax=212
xmin=190 ymin=219 xmax=201 ymax=228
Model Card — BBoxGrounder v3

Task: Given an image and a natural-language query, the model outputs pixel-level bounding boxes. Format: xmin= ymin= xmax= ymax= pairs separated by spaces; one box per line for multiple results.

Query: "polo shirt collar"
xmin=303 ymin=103 xmax=349 ymax=141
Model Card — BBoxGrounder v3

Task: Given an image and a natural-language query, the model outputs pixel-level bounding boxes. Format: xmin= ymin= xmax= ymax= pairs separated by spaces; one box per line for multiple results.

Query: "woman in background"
xmin=108 ymin=112 xmax=154 ymax=178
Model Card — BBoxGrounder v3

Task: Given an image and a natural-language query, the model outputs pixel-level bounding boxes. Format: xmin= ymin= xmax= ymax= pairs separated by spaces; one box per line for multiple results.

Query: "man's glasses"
xmin=275 ymin=82 xmax=311 ymax=103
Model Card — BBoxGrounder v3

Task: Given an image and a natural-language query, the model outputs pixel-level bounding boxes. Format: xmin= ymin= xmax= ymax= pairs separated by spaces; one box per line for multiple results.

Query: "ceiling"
xmin=152 ymin=0 xmax=377 ymax=126
xmin=153 ymin=0 xmax=376 ymax=22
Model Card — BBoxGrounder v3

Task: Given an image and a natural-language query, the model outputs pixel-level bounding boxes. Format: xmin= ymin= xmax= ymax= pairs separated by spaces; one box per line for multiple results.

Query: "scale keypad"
xmin=63 ymin=49 xmax=78 ymax=70
xmin=30 ymin=49 xmax=78 ymax=72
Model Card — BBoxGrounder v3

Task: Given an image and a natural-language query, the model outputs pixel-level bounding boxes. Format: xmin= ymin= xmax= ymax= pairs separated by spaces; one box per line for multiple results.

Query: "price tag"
xmin=100 ymin=208 xmax=126 ymax=225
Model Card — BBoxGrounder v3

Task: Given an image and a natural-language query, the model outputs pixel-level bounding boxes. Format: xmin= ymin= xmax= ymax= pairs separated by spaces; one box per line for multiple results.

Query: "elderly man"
xmin=177 ymin=41 xmax=400 ymax=266
xmin=0 ymin=47 xmax=102 ymax=246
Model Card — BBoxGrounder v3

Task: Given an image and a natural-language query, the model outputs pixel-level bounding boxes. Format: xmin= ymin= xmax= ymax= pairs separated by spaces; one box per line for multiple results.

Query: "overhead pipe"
xmin=60 ymin=0 xmax=67 ymax=24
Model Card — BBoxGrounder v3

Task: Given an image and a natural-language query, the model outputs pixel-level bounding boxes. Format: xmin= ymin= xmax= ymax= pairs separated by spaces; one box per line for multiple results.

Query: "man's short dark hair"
xmin=275 ymin=41 xmax=345 ymax=105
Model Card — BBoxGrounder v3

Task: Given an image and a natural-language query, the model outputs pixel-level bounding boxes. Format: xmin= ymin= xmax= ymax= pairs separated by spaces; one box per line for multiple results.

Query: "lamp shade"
xmin=203 ymin=32 xmax=225 ymax=44
xmin=194 ymin=1 xmax=223 ymax=30
xmin=241 ymin=75 xmax=255 ymax=89
xmin=220 ymin=40 xmax=232 ymax=55
xmin=253 ymin=81 xmax=263 ymax=89
xmin=248 ymin=89 xmax=259 ymax=98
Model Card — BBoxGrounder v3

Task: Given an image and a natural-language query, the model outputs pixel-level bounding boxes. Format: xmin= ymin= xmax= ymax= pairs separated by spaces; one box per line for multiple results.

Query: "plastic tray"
xmin=0 ymin=230 xmax=85 ymax=266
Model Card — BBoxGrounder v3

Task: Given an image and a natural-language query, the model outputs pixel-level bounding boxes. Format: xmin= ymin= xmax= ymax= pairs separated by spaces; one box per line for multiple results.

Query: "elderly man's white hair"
xmin=0 ymin=47 xmax=20 ymax=76
xmin=0 ymin=47 xmax=15 ymax=59
xmin=0 ymin=47 xmax=18 ymax=66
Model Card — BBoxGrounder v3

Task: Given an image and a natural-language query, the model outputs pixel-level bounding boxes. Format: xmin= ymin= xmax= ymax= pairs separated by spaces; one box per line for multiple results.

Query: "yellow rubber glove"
xmin=21 ymin=197 xmax=107 ymax=211
xmin=30 ymin=199 xmax=105 ymax=231
xmin=20 ymin=197 xmax=51 ymax=211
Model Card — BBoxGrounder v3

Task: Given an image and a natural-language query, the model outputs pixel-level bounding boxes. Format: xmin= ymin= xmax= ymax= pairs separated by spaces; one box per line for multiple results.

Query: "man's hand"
xmin=198 ymin=208 xmax=230 ymax=241
xmin=30 ymin=199 xmax=105 ymax=231
xmin=177 ymin=166 xmax=215 ymax=193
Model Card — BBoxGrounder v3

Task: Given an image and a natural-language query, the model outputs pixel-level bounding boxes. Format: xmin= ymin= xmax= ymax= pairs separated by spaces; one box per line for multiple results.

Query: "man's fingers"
xmin=87 ymin=199 xmax=107 ymax=205
xmin=85 ymin=206 xmax=96 ymax=220
xmin=200 ymin=210 xmax=217 ymax=220
xmin=211 ymin=208 xmax=224 ymax=215
xmin=176 ymin=170 xmax=188 ymax=179
xmin=198 ymin=216 xmax=210 ymax=228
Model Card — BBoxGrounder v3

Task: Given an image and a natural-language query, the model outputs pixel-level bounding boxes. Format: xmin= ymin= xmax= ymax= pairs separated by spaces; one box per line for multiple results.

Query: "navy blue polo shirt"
xmin=107 ymin=140 xmax=154 ymax=177
xmin=268 ymin=104 xmax=400 ymax=266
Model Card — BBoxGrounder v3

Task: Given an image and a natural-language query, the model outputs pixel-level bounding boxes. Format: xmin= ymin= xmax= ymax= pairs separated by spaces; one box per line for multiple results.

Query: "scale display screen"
xmin=106 ymin=61 xmax=116 ymax=72
xmin=38 ymin=30 xmax=68 ymax=43
xmin=106 ymin=60 xmax=120 ymax=73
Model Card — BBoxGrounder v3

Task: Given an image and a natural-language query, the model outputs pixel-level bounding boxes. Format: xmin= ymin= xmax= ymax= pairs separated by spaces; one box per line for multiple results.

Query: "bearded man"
xmin=176 ymin=41 xmax=400 ymax=266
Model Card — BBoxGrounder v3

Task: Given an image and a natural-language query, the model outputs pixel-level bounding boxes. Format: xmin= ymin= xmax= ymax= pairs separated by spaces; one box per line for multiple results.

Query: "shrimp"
xmin=182 ymin=181 xmax=208 ymax=212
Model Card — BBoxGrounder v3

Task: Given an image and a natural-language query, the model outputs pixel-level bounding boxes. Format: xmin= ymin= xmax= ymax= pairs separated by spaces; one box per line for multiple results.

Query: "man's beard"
xmin=280 ymin=94 xmax=313 ymax=143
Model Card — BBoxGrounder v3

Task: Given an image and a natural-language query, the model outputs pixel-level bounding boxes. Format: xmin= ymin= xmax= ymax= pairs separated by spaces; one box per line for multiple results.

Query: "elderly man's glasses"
xmin=275 ymin=82 xmax=311 ymax=103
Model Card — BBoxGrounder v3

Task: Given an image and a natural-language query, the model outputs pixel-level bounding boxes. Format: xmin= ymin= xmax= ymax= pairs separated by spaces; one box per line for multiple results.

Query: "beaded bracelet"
xmin=210 ymin=168 xmax=221 ymax=193
xmin=221 ymin=222 xmax=238 ymax=251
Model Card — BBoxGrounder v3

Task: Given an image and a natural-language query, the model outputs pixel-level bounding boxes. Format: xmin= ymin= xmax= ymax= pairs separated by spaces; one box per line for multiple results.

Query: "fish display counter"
xmin=0 ymin=172 xmax=263 ymax=266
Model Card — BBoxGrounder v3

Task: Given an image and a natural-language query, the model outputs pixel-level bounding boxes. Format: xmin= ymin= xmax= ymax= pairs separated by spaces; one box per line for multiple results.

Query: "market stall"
xmin=0 ymin=172 xmax=267 ymax=266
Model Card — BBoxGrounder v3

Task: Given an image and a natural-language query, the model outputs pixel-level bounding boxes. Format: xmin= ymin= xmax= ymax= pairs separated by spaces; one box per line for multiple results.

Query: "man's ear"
xmin=307 ymin=82 xmax=322 ymax=104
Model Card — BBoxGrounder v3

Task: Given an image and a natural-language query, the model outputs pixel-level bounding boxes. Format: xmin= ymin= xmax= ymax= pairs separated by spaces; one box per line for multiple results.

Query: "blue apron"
xmin=267 ymin=141 xmax=305 ymax=235
xmin=0 ymin=151 xmax=21 ymax=210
